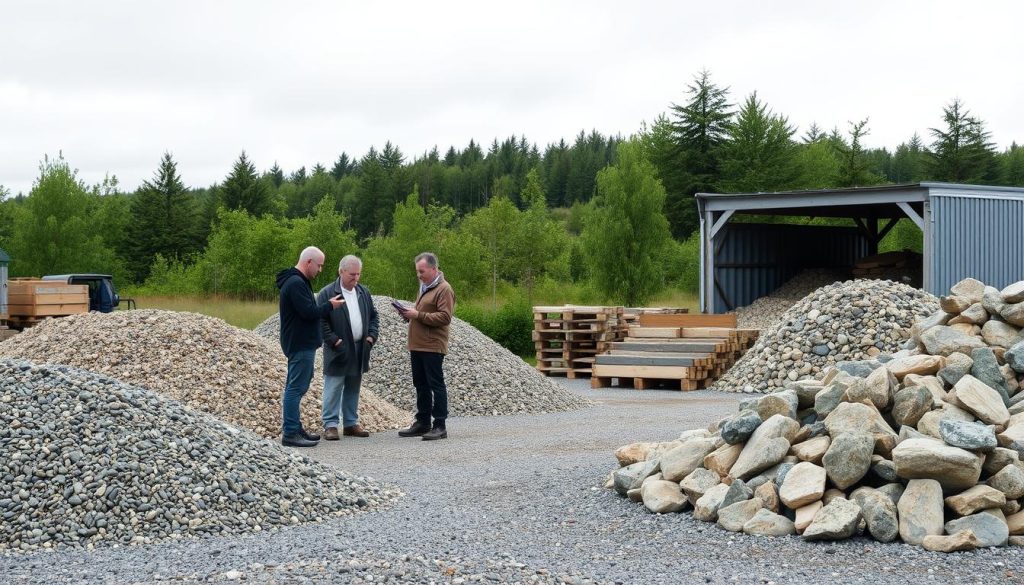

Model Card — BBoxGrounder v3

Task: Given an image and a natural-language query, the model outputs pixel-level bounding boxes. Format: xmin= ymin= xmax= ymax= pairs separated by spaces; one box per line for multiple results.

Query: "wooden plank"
xmin=611 ymin=341 xmax=724 ymax=353
xmin=639 ymin=313 xmax=737 ymax=328
xmin=592 ymin=364 xmax=706 ymax=379
xmin=8 ymin=292 xmax=88 ymax=305
xmin=596 ymin=354 xmax=707 ymax=367
xmin=8 ymin=303 xmax=89 ymax=317
xmin=627 ymin=326 xmax=680 ymax=338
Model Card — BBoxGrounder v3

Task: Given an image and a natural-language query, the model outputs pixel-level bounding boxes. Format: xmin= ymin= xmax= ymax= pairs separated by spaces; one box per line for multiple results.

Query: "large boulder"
xmin=680 ymin=468 xmax=721 ymax=505
xmin=886 ymin=354 xmax=945 ymax=380
xmin=703 ymin=442 xmax=742 ymax=477
xmin=945 ymin=512 xmax=1010 ymax=548
xmin=641 ymin=480 xmax=689 ymax=514
xmin=988 ymin=464 xmax=1024 ymax=500
xmin=939 ymin=419 xmax=997 ymax=451
xmin=944 ymin=485 xmax=1007 ymax=516
xmin=982 ymin=320 xmax=1022 ymax=349
xmin=891 ymin=386 xmax=933 ymax=428
xmin=824 ymin=401 xmax=898 ymax=453
xmin=756 ymin=389 xmax=799 ymax=421
xmin=779 ymin=461 xmax=826 ymax=509
xmin=612 ymin=459 xmax=660 ymax=495
xmin=1002 ymin=302 xmax=1024 ymax=327
xmin=920 ymin=326 xmax=986 ymax=357
xmin=954 ymin=375 xmax=1010 ymax=426
xmin=898 ymin=479 xmax=944 ymax=545
xmin=693 ymin=483 xmax=730 ymax=522
xmin=922 ymin=531 xmax=980 ymax=552
xmin=892 ymin=438 xmax=983 ymax=491
xmin=729 ymin=414 xmax=800 ymax=480
xmin=660 ymin=437 xmax=719 ymax=482
xmin=858 ymin=490 xmax=900 ymax=543
xmin=721 ymin=410 xmax=762 ymax=445
xmin=971 ymin=347 xmax=1011 ymax=405
xmin=717 ymin=498 xmax=763 ymax=532
xmin=790 ymin=435 xmax=831 ymax=464
xmin=821 ymin=433 xmax=874 ymax=490
xmin=802 ymin=498 xmax=862 ymax=541
xmin=1002 ymin=280 xmax=1024 ymax=304
xmin=1005 ymin=339 xmax=1024 ymax=374
xmin=742 ymin=508 xmax=796 ymax=536
xmin=950 ymin=278 xmax=986 ymax=304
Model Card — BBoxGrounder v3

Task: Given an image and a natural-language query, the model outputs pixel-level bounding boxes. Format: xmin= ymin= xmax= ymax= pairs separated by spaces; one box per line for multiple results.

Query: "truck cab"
xmin=41 ymin=274 xmax=125 ymax=313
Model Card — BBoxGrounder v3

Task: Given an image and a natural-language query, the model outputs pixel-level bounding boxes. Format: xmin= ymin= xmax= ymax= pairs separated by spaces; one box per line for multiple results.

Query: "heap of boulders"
xmin=611 ymin=277 xmax=1024 ymax=552
xmin=0 ymin=360 xmax=399 ymax=552
xmin=715 ymin=279 xmax=939 ymax=393
xmin=733 ymin=269 xmax=849 ymax=331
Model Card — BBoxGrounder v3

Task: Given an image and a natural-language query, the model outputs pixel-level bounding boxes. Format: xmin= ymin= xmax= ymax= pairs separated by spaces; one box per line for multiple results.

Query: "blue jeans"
xmin=322 ymin=373 xmax=363 ymax=429
xmin=282 ymin=349 xmax=316 ymax=435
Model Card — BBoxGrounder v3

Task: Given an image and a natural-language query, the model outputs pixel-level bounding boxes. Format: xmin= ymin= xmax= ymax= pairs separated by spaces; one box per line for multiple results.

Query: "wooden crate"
xmin=7 ymin=280 xmax=88 ymax=318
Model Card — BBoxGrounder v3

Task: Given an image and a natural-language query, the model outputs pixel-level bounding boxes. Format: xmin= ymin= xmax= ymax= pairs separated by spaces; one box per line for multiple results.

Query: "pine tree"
xmin=835 ymin=119 xmax=883 ymax=187
xmin=928 ymin=98 xmax=998 ymax=183
xmin=220 ymin=151 xmax=274 ymax=216
xmin=716 ymin=92 xmax=799 ymax=193
xmin=125 ymin=152 xmax=200 ymax=281
xmin=268 ymin=163 xmax=285 ymax=187
xmin=331 ymin=153 xmax=355 ymax=180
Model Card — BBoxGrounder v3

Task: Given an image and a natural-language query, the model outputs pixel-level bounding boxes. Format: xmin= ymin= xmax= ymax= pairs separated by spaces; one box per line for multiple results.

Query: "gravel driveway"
xmin=2 ymin=380 xmax=1022 ymax=584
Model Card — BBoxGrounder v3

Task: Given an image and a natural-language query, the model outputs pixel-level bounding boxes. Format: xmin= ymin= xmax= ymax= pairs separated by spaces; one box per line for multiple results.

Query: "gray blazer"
xmin=316 ymin=280 xmax=379 ymax=376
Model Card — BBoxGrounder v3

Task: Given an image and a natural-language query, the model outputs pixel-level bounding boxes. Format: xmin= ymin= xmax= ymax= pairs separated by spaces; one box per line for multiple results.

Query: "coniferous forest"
xmin=3 ymin=72 xmax=1023 ymax=312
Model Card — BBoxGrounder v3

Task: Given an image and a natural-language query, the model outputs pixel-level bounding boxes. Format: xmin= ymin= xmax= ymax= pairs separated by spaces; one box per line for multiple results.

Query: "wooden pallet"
xmin=591 ymin=375 xmax=702 ymax=391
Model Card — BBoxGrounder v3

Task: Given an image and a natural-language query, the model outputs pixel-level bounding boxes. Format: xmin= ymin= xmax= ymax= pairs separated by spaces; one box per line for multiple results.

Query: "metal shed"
xmin=695 ymin=183 xmax=1024 ymax=313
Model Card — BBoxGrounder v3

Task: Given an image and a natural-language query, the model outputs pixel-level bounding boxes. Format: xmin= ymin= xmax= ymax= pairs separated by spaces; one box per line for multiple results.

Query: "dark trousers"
xmin=410 ymin=350 xmax=448 ymax=428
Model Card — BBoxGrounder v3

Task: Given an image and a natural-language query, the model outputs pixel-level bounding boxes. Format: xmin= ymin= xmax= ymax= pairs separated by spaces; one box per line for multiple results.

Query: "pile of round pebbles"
xmin=733 ymin=270 xmax=849 ymax=330
xmin=0 ymin=359 xmax=399 ymax=553
xmin=255 ymin=296 xmax=593 ymax=417
xmin=0 ymin=310 xmax=410 ymax=437
xmin=715 ymin=279 xmax=938 ymax=393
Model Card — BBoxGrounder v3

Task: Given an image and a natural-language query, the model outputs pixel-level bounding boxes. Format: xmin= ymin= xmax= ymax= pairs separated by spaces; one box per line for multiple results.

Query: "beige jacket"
xmin=408 ymin=272 xmax=455 ymax=354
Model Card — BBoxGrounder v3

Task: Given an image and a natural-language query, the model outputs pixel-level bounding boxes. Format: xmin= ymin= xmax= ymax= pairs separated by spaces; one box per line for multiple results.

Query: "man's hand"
xmin=403 ymin=308 xmax=419 ymax=320
xmin=334 ymin=339 xmax=342 ymax=348
xmin=365 ymin=336 xmax=375 ymax=344
xmin=328 ymin=294 xmax=344 ymax=310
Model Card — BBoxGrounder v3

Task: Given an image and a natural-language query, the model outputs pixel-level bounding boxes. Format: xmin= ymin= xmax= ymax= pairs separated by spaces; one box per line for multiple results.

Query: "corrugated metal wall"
xmin=930 ymin=194 xmax=1024 ymax=293
xmin=713 ymin=223 xmax=867 ymax=311
xmin=0 ymin=265 xmax=7 ymax=317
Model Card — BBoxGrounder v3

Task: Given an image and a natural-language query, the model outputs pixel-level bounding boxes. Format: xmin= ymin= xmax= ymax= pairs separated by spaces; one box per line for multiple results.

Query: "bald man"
xmin=276 ymin=246 xmax=343 ymax=448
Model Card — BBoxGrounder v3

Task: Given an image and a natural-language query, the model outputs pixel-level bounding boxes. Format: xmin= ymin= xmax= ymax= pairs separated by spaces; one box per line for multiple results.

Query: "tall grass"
xmin=130 ymin=295 xmax=277 ymax=329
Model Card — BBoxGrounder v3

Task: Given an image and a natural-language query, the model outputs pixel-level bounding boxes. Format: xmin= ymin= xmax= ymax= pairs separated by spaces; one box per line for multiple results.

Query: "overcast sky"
xmin=2 ymin=0 xmax=1022 ymax=196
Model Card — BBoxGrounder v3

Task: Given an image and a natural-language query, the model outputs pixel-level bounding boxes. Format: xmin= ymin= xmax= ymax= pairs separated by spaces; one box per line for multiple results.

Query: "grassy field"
xmin=131 ymin=295 xmax=277 ymax=329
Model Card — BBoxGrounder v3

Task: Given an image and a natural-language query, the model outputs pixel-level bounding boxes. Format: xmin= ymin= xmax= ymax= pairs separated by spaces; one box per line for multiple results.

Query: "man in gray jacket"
xmin=316 ymin=255 xmax=379 ymax=440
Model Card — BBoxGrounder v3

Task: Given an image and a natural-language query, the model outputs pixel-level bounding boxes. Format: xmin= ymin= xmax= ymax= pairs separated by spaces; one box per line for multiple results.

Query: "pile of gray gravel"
xmin=0 ymin=310 xmax=409 ymax=437
xmin=0 ymin=359 xmax=399 ymax=553
xmin=255 ymin=296 xmax=593 ymax=417
xmin=733 ymin=269 xmax=848 ymax=330
xmin=715 ymin=279 xmax=938 ymax=393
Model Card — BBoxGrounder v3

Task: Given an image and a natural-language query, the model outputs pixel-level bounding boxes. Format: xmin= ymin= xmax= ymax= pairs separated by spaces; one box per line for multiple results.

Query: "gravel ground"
xmin=2 ymin=380 xmax=1022 ymax=584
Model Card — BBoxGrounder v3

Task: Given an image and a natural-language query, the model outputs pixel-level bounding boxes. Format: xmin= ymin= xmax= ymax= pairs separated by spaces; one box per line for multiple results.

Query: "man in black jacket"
xmin=276 ymin=246 xmax=342 ymax=448
xmin=316 ymin=254 xmax=379 ymax=440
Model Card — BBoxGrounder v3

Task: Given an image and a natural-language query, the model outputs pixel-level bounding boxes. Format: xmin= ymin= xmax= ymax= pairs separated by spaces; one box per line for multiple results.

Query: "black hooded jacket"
xmin=275 ymin=267 xmax=331 ymax=356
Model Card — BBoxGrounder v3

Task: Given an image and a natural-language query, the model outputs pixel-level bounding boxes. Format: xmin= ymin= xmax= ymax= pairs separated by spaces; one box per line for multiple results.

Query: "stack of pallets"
xmin=533 ymin=305 xmax=626 ymax=378
xmin=591 ymin=313 xmax=758 ymax=391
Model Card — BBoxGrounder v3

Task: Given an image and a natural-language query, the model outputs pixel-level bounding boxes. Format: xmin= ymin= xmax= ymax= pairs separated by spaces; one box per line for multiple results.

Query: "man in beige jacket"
xmin=395 ymin=252 xmax=455 ymax=441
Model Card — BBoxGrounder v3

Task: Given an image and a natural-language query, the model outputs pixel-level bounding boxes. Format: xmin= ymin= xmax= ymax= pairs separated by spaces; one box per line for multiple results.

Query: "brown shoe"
xmin=323 ymin=427 xmax=340 ymax=441
xmin=343 ymin=424 xmax=370 ymax=438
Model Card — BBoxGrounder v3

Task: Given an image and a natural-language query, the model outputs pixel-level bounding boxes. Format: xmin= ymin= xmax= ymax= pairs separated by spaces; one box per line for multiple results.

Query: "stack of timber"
xmin=533 ymin=305 xmax=627 ymax=378
xmin=622 ymin=306 xmax=689 ymax=328
xmin=852 ymin=250 xmax=922 ymax=287
xmin=6 ymin=279 xmax=89 ymax=329
xmin=591 ymin=312 xmax=759 ymax=391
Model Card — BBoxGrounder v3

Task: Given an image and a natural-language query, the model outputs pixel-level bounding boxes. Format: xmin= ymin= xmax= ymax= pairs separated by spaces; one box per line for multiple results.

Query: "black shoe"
xmin=282 ymin=433 xmax=318 ymax=448
xmin=422 ymin=427 xmax=447 ymax=441
xmin=300 ymin=428 xmax=320 ymax=441
xmin=398 ymin=421 xmax=431 ymax=437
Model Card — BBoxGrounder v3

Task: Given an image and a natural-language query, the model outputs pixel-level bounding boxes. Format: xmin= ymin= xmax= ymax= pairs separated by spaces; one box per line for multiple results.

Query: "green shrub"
xmin=456 ymin=295 xmax=534 ymax=357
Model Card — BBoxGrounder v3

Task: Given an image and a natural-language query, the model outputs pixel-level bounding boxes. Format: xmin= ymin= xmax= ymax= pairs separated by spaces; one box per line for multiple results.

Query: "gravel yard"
xmin=3 ymin=379 xmax=1021 ymax=584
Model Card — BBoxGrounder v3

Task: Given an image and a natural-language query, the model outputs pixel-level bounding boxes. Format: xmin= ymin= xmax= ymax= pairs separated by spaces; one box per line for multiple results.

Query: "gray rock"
xmin=982 ymin=320 xmax=1022 ymax=349
xmin=659 ymin=437 xmax=718 ymax=482
xmin=821 ymin=433 xmax=874 ymax=490
xmin=877 ymin=482 xmax=905 ymax=506
xmin=983 ymin=447 xmax=1021 ymax=475
xmin=939 ymin=419 xmax=997 ymax=451
xmin=613 ymin=459 xmax=660 ymax=495
xmin=892 ymin=438 xmax=983 ymax=491
xmin=716 ymin=498 xmax=762 ymax=532
xmin=802 ymin=498 xmax=862 ymax=541
xmin=814 ymin=383 xmax=847 ymax=417
xmin=640 ymin=480 xmax=689 ymax=514
xmin=742 ymin=508 xmax=796 ymax=536
xmin=693 ymin=483 xmax=730 ymax=523
xmin=720 ymin=410 xmax=762 ymax=445
xmin=950 ymin=278 xmax=986 ymax=304
xmin=720 ymin=479 xmax=753 ymax=510
xmin=729 ymin=415 xmax=799 ymax=480
xmin=1002 ymin=280 xmax=1024 ymax=304
xmin=756 ymin=389 xmax=799 ymax=421
xmin=945 ymin=512 xmax=1010 ymax=548
xmin=1002 ymin=301 xmax=1024 ymax=327
xmin=871 ymin=457 xmax=898 ymax=482
xmin=971 ymin=347 xmax=1011 ymax=405
xmin=891 ymin=386 xmax=933 ymax=428
xmin=938 ymin=352 xmax=975 ymax=387
xmin=898 ymin=479 xmax=944 ymax=545
xmin=988 ymin=463 xmax=1024 ymax=500
xmin=1006 ymin=339 xmax=1024 ymax=374
xmin=680 ymin=468 xmax=722 ymax=505
xmin=921 ymin=326 xmax=986 ymax=357
xmin=859 ymin=490 xmax=899 ymax=543
xmin=836 ymin=360 xmax=882 ymax=378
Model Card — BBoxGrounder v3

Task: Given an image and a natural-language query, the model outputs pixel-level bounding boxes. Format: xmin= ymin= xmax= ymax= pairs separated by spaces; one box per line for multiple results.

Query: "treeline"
xmin=1 ymin=71 xmax=1022 ymax=307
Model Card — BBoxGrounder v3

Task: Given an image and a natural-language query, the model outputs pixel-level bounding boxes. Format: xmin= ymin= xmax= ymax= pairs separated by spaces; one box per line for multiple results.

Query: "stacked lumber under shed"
xmin=852 ymin=250 xmax=922 ymax=287
xmin=591 ymin=313 xmax=758 ymax=391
